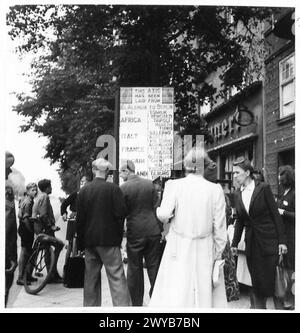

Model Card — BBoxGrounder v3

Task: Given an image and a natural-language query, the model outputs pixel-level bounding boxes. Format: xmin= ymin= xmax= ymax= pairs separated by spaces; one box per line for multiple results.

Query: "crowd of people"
xmin=5 ymin=148 xmax=295 ymax=310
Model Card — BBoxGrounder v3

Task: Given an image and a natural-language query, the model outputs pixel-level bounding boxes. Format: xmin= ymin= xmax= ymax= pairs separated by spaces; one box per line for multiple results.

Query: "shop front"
xmin=204 ymin=82 xmax=263 ymax=191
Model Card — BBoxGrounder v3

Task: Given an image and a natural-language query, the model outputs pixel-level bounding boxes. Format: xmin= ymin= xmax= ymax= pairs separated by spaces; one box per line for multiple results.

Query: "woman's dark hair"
xmin=278 ymin=165 xmax=295 ymax=188
xmin=253 ymin=169 xmax=265 ymax=182
xmin=38 ymin=179 xmax=51 ymax=192
xmin=233 ymin=158 xmax=254 ymax=177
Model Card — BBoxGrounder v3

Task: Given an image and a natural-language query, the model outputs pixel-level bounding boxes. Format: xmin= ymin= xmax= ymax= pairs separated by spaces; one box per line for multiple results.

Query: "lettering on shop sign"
xmin=208 ymin=114 xmax=240 ymax=142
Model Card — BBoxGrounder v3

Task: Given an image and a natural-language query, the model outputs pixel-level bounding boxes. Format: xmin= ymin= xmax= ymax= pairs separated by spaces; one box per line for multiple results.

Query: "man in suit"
xmin=120 ymin=160 xmax=162 ymax=306
xmin=231 ymin=158 xmax=287 ymax=309
xmin=76 ymin=158 xmax=131 ymax=306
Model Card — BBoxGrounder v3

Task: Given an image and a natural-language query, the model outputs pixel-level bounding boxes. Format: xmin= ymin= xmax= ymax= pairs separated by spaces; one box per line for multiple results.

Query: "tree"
xmin=7 ymin=5 xmax=274 ymax=179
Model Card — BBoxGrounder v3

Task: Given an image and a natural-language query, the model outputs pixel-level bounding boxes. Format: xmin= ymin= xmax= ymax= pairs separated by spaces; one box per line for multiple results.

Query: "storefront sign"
xmin=208 ymin=114 xmax=240 ymax=142
xmin=119 ymin=87 xmax=174 ymax=180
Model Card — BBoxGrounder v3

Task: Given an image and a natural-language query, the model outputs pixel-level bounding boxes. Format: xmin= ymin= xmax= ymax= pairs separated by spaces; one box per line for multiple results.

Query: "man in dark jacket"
xmin=76 ymin=158 xmax=131 ymax=306
xmin=120 ymin=160 xmax=161 ymax=306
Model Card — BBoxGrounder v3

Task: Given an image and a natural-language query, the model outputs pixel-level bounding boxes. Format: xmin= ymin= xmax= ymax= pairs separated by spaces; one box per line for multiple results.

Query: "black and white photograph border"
xmin=1 ymin=0 xmax=299 ymax=314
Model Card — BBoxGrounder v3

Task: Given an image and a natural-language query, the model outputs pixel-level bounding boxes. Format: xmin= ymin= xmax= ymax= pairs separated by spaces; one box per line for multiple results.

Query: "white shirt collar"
xmin=241 ymin=179 xmax=255 ymax=192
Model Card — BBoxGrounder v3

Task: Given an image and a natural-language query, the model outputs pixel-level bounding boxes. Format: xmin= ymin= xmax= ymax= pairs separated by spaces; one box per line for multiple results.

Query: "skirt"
xmin=247 ymin=237 xmax=278 ymax=297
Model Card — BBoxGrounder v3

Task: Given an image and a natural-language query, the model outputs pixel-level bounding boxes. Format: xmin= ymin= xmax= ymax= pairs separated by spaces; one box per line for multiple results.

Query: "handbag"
xmin=274 ymin=254 xmax=291 ymax=299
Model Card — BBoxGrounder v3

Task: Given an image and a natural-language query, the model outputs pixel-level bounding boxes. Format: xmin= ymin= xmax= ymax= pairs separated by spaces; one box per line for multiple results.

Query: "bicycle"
xmin=23 ymin=218 xmax=64 ymax=295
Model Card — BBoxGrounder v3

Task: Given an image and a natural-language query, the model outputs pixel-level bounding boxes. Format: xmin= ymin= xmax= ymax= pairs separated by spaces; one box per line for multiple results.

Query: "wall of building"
xmin=264 ymin=10 xmax=295 ymax=194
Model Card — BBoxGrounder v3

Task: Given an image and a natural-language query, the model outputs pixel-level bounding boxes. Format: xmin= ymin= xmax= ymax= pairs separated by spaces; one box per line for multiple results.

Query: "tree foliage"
xmin=7 ymin=5 xmax=274 ymax=182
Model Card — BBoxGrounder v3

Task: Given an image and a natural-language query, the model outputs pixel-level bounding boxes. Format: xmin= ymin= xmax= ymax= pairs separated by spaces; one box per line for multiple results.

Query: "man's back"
xmin=120 ymin=175 xmax=161 ymax=239
xmin=76 ymin=178 xmax=126 ymax=249
xmin=32 ymin=192 xmax=55 ymax=225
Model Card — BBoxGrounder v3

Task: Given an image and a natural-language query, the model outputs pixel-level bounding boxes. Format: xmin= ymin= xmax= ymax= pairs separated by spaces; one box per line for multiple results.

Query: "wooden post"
xmin=113 ymin=88 xmax=120 ymax=185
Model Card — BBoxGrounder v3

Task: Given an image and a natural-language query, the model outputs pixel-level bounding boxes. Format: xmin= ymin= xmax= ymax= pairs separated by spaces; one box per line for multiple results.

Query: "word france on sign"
xmin=119 ymin=87 xmax=174 ymax=180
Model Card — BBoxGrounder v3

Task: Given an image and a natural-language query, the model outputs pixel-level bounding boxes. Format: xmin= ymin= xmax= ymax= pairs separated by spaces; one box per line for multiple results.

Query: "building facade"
xmin=204 ymin=82 xmax=263 ymax=191
xmin=264 ymin=8 xmax=295 ymax=194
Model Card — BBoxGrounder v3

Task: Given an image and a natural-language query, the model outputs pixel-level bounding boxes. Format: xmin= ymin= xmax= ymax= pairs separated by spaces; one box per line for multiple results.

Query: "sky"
xmin=3 ymin=27 xmax=66 ymax=198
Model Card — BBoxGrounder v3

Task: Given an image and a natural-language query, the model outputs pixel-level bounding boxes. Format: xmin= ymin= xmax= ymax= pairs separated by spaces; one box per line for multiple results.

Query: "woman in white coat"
xmin=149 ymin=147 xmax=228 ymax=308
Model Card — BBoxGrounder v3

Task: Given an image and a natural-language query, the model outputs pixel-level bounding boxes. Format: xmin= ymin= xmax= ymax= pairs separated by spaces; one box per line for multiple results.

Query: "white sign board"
xmin=119 ymin=87 xmax=174 ymax=180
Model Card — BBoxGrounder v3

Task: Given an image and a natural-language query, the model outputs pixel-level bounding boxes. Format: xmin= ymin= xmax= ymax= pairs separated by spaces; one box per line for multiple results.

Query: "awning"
xmin=207 ymin=133 xmax=257 ymax=153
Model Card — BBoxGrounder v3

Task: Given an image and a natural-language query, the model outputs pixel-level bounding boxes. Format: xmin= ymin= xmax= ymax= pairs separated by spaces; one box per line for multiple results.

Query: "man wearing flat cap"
xmin=76 ymin=157 xmax=131 ymax=306
xmin=120 ymin=160 xmax=161 ymax=306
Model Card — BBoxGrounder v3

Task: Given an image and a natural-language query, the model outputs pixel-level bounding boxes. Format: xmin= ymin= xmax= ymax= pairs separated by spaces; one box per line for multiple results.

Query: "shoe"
xmin=284 ymin=304 xmax=295 ymax=310
xmin=48 ymin=274 xmax=63 ymax=284
xmin=16 ymin=279 xmax=30 ymax=286
xmin=48 ymin=277 xmax=64 ymax=284
xmin=35 ymin=272 xmax=43 ymax=277
xmin=27 ymin=276 xmax=38 ymax=282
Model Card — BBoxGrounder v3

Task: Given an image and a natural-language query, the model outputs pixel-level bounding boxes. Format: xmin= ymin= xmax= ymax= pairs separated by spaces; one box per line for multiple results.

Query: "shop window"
xmin=278 ymin=149 xmax=295 ymax=168
xmin=279 ymin=54 xmax=295 ymax=118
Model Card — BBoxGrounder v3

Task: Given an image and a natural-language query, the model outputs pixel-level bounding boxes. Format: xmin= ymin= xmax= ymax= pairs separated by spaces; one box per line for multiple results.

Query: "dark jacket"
xmin=277 ymin=187 xmax=295 ymax=226
xmin=76 ymin=178 xmax=126 ymax=250
xmin=277 ymin=187 xmax=295 ymax=270
xmin=120 ymin=175 xmax=161 ymax=239
xmin=5 ymin=187 xmax=17 ymax=269
xmin=232 ymin=181 xmax=286 ymax=256
xmin=60 ymin=192 xmax=78 ymax=215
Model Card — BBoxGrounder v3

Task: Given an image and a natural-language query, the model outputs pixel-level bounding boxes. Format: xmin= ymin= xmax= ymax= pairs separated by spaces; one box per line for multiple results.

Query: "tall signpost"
xmin=119 ymin=87 xmax=174 ymax=181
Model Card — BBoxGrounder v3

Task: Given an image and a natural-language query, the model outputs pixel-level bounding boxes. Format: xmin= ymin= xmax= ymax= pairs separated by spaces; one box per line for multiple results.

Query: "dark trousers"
xmin=84 ymin=246 xmax=131 ymax=307
xmin=127 ymin=235 xmax=161 ymax=306
xmin=250 ymin=289 xmax=284 ymax=310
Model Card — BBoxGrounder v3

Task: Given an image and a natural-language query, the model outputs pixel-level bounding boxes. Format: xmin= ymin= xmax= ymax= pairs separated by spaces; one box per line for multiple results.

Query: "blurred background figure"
xmin=253 ymin=169 xmax=265 ymax=183
xmin=6 ymin=151 xmax=25 ymax=197
xmin=277 ymin=165 xmax=295 ymax=310
xmin=61 ymin=175 xmax=89 ymax=268
xmin=5 ymin=151 xmax=18 ymax=306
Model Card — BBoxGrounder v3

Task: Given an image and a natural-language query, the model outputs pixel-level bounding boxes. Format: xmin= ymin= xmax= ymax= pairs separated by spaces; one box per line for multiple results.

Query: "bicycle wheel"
xmin=24 ymin=245 xmax=55 ymax=295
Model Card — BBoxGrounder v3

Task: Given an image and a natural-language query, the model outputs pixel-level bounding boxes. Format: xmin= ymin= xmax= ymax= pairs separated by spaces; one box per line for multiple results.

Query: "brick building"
xmin=263 ymin=8 xmax=295 ymax=194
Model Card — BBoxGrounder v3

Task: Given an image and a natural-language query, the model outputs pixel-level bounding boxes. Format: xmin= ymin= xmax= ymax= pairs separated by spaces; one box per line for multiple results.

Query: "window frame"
xmin=279 ymin=53 xmax=295 ymax=119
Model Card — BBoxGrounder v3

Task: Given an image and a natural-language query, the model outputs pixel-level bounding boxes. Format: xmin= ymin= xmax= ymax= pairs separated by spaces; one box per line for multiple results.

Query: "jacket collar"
xmin=240 ymin=179 xmax=255 ymax=192
xmin=237 ymin=180 xmax=263 ymax=215
xmin=248 ymin=180 xmax=264 ymax=213
xmin=93 ymin=177 xmax=106 ymax=182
